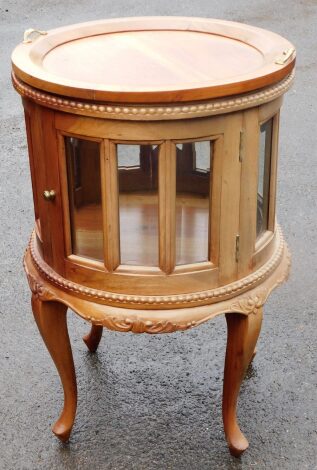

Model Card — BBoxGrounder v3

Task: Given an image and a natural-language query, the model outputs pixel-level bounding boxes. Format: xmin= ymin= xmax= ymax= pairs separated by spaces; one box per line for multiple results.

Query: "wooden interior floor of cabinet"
xmin=72 ymin=192 xmax=209 ymax=267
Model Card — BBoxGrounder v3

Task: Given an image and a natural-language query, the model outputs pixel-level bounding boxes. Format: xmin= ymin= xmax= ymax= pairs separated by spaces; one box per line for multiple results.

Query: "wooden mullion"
xmin=218 ymin=113 xmax=242 ymax=285
xmin=262 ymin=119 xmax=273 ymax=231
xmin=101 ymin=140 xmax=120 ymax=271
xmin=238 ymin=108 xmax=259 ymax=277
xmin=159 ymin=141 xmax=176 ymax=273
xmin=268 ymin=112 xmax=280 ymax=231
xmin=57 ymin=134 xmax=73 ymax=257
xmin=209 ymin=136 xmax=223 ymax=267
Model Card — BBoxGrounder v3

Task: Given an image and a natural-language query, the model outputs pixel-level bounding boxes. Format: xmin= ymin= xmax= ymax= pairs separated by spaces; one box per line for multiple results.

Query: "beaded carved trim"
xmin=12 ymin=71 xmax=295 ymax=121
xmin=28 ymin=227 xmax=285 ymax=308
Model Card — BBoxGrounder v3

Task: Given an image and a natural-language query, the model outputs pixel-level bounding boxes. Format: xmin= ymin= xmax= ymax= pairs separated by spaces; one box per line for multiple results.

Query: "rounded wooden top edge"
xmin=12 ymin=70 xmax=295 ymax=121
xmin=11 ymin=16 xmax=296 ymax=104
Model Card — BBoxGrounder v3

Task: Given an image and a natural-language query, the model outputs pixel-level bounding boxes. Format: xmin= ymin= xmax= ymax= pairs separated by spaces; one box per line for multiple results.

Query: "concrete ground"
xmin=1 ymin=0 xmax=316 ymax=469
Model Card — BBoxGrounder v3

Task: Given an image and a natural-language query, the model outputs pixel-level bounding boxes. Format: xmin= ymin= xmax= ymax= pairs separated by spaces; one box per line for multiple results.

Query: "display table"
xmin=11 ymin=17 xmax=295 ymax=456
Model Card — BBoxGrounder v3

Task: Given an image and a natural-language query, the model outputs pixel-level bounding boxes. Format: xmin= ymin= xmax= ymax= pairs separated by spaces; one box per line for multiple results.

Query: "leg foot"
xmin=222 ymin=308 xmax=263 ymax=457
xmin=251 ymin=347 xmax=257 ymax=362
xmin=83 ymin=324 xmax=103 ymax=353
xmin=32 ymin=296 xmax=77 ymax=442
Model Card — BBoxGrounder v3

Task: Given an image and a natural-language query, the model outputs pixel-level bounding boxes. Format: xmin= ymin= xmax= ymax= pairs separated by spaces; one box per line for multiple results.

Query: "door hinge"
xmin=235 ymin=234 xmax=240 ymax=262
xmin=239 ymin=130 xmax=244 ymax=162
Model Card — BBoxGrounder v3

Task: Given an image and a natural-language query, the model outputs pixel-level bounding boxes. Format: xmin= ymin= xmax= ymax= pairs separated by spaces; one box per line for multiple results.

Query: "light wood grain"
xmin=238 ymin=108 xmax=259 ymax=277
xmin=13 ymin=17 xmax=294 ymax=454
xmin=83 ymin=324 xmax=103 ymax=352
xmin=218 ymin=113 xmax=242 ymax=284
xmin=32 ymin=296 xmax=77 ymax=442
xmin=12 ymin=17 xmax=295 ymax=103
xmin=223 ymin=308 xmax=263 ymax=456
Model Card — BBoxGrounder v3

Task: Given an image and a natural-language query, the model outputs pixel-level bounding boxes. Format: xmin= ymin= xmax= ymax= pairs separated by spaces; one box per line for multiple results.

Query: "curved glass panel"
xmin=257 ymin=119 xmax=273 ymax=237
xmin=65 ymin=137 xmax=103 ymax=260
xmin=176 ymin=141 xmax=213 ymax=265
xmin=117 ymin=144 xmax=159 ymax=266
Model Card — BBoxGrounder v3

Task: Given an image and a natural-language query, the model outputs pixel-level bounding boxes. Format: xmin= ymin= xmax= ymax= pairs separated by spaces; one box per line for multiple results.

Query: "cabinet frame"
xmin=38 ymin=105 xmax=282 ymax=295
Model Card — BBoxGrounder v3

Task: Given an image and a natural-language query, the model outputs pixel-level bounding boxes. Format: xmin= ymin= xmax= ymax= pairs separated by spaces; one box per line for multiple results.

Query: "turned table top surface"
xmin=11 ymin=17 xmax=295 ymax=103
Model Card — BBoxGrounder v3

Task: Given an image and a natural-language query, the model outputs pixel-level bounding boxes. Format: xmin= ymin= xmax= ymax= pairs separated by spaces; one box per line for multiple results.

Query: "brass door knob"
xmin=43 ymin=189 xmax=56 ymax=201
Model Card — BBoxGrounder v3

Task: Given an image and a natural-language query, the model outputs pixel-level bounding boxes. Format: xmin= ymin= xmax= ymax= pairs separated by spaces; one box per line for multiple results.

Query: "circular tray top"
xmin=12 ymin=17 xmax=295 ymax=103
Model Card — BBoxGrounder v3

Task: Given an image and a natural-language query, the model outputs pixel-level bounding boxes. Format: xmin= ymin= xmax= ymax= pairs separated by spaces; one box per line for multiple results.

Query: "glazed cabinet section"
xmin=57 ymin=127 xmax=224 ymax=295
xmin=237 ymin=102 xmax=280 ymax=279
xmin=56 ymin=114 xmax=233 ymax=295
xmin=23 ymin=100 xmax=281 ymax=296
xmin=64 ymin=137 xmax=218 ymax=270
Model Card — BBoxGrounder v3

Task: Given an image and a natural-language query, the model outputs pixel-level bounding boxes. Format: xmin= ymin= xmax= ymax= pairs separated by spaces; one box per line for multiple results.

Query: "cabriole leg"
xmin=31 ymin=295 xmax=77 ymax=442
xmin=83 ymin=324 xmax=103 ymax=352
xmin=251 ymin=347 xmax=257 ymax=362
xmin=222 ymin=308 xmax=263 ymax=456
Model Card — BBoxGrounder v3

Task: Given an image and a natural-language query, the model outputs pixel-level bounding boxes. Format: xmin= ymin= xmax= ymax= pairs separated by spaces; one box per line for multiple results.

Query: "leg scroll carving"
xmin=31 ymin=295 xmax=77 ymax=442
xmin=83 ymin=324 xmax=103 ymax=352
xmin=222 ymin=308 xmax=263 ymax=456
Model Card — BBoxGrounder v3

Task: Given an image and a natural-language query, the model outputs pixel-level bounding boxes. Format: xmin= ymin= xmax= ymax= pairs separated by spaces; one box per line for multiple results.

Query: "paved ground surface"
xmin=1 ymin=1 xmax=317 ymax=469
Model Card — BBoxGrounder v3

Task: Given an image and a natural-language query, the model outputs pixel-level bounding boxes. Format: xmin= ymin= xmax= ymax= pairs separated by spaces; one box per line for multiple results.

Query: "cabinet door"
xmin=23 ymin=102 xmax=65 ymax=273
xmin=40 ymin=106 xmax=66 ymax=275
